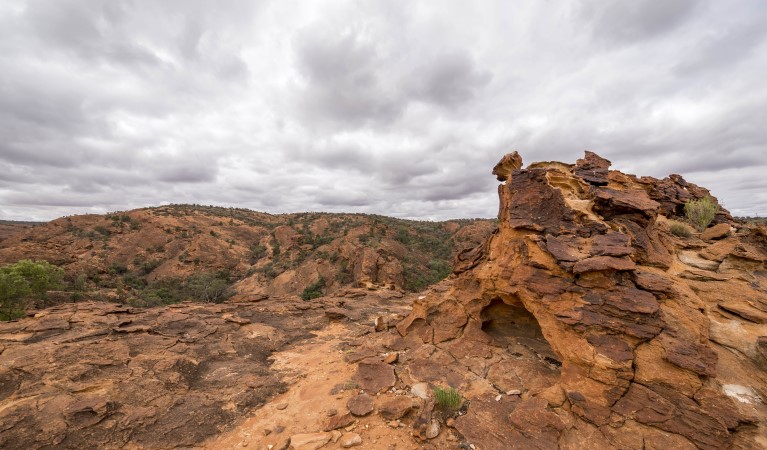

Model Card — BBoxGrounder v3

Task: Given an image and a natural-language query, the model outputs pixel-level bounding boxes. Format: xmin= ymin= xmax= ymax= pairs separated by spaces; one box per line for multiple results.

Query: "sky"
xmin=1 ymin=0 xmax=766 ymax=221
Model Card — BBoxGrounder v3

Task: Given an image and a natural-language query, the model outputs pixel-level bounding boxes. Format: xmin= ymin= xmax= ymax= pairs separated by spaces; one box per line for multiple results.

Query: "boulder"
xmin=700 ymin=223 xmax=731 ymax=241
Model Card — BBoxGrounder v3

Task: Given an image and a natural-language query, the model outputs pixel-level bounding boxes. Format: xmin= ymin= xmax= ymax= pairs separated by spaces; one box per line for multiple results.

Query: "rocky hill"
xmin=0 ymin=152 xmax=765 ymax=450
xmin=397 ymin=152 xmax=766 ymax=449
xmin=0 ymin=207 xmax=494 ymax=308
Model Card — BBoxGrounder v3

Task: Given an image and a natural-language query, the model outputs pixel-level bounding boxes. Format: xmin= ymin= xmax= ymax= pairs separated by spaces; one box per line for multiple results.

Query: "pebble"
xmin=495 ymin=394 xmax=502 ymax=401
xmin=388 ymin=420 xmax=400 ymax=428
xmin=445 ymin=418 xmax=455 ymax=428
xmin=383 ymin=352 xmax=398 ymax=364
xmin=410 ymin=383 xmax=430 ymax=400
xmin=327 ymin=408 xmax=338 ymax=416
xmin=506 ymin=389 xmax=521 ymax=396
xmin=274 ymin=425 xmax=285 ymax=434
xmin=425 ymin=420 xmax=440 ymax=439
xmin=263 ymin=428 xmax=272 ymax=436
xmin=275 ymin=402 xmax=288 ymax=410
xmin=340 ymin=432 xmax=362 ymax=448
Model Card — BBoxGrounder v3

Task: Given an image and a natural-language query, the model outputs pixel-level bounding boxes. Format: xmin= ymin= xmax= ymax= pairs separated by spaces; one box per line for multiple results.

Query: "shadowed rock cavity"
xmin=480 ymin=298 xmax=561 ymax=369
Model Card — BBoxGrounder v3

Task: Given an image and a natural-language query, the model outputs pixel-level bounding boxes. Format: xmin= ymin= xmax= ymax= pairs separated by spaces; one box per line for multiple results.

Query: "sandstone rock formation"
xmin=396 ymin=151 xmax=766 ymax=449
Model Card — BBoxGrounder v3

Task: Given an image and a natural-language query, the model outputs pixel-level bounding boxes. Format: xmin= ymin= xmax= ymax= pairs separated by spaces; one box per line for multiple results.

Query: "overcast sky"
xmin=1 ymin=0 xmax=766 ymax=221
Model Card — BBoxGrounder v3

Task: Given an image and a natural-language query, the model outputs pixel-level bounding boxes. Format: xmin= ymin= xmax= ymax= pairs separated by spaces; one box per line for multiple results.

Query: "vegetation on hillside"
xmin=0 ymin=205 xmax=495 ymax=315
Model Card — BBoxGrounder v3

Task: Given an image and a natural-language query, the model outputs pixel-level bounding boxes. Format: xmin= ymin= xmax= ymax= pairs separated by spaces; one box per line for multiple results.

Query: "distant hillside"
xmin=0 ymin=205 xmax=495 ymax=308
xmin=0 ymin=220 xmax=46 ymax=241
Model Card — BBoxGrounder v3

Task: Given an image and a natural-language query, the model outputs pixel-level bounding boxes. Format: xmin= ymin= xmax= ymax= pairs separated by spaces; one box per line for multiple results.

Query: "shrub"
xmin=250 ymin=244 xmax=267 ymax=263
xmin=684 ymin=196 xmax=718 ymax=232
xmin=301 ymin=277 xmax=325 ymax=301
xmin=433 ymin=386 xmax=462 ymax=411
xmin=186 ymin=273 xmax=233 ymax=303
xmin=109 ymin=263 xmax=129 ymax=275
xmin=0 ymin=260 xmax=63 ymax=320
xmin=669 ymin=221 xmax=693 ymax=238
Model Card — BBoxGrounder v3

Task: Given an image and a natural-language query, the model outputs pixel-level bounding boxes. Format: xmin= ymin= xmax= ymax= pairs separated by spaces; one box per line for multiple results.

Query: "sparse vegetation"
xmin=433 ymin=386 xmax=462 ymax=411
xmin=0 ymin=206 xmax=494 ymax=310
xmin=684 ymin=196 xmax=718 ymax=232
xmin=669 ymin=220 xmax=694 ymax=238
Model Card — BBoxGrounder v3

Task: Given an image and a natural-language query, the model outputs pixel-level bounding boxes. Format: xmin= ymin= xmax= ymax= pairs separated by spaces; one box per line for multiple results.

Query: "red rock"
xmin=491 ymin=151 xmax=523 ymax=181
xmin=347 ymin=394 xmax=374 ymax=417
xmin=323 ymin=412 xmax=355 ymax=431
xmin=700 ymin=223 xmax=731 ymax=241
xmin=572 ymin=256 xmax=636 ymax=274
xmin=378 ymin=396 xmax=413 ymax=420
xmin=574 ymin=151 xmax=611 ymax=186
xmin=353 ymin=362 xmax=396 ymax=393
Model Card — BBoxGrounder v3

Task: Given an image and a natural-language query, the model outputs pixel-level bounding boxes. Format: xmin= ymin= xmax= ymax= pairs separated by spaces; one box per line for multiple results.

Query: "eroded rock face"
xmin=397 ymin=152 xmax=767 ymax=449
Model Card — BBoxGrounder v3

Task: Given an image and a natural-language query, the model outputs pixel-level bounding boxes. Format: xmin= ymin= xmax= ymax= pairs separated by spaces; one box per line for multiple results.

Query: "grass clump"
xmin=684 ymin=196 xmax=718 ymax=232
xmin=669 ymin=220 xmax=694 ymax=238
xmin=433 ymin=386 xmax=462 ymax=411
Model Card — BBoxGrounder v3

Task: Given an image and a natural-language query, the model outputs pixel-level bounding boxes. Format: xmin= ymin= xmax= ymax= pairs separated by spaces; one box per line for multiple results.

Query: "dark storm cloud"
xmin=0 ymin=0 xmax=766 ymax=220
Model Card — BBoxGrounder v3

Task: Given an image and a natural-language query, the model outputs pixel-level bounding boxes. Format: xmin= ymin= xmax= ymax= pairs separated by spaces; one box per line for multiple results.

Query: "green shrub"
xmin=0 ymin=260 xmax=63 ymax=320
xmin=433 ymin=386 xmax=462 ymax=411
xmin=301 ymin=277 xmax=325 ymax=301
xmin=250 ymin=244 xmax=267 ymax=263
xmin=186 ymin=273 xmax=233 ymax=303
xmin=684 ymin=196 xmax=718 ymax=232
xmin=669 ymin=221 xmax=693 ymax=238
xmin=109 ymin=263 xmax=128 ymax=275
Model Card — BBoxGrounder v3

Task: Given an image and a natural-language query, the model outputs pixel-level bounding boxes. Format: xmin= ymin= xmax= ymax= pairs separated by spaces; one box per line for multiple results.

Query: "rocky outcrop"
xmin=397 ymin=152 xmax=767 ymax=449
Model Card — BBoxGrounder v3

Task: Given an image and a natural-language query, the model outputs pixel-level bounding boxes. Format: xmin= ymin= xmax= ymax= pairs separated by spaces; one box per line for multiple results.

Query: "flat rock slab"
xmin=353 ymin=361 xmax=396 ymax=393
xmin=378 ymin=396 xmax=414 ymax=420
xmin=347 ymin=394 xmax=374 ymax=417
xmin=289 ymin=432 xmax=332 ymax=450
xmin=323 ymin=412 xmax=355 ymax=431
xmin=573 ymin=256 xmax=636 ymax=274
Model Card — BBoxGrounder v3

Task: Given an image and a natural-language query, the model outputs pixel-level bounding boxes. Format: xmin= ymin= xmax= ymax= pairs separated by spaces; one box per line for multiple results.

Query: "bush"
xmin=301 ymin=277 xmax=325 ymax=301
xmin=250 ymin=244 xmax=267 ymax=263
xmin=669 ymin=221 xmax=693 ymax=238
xmin=684 ymin=196 xmax=718 ymax=232
xmin=186 ymin=273 xmax=233 ymax=303
xmin=433 ymin=386 xmax=462 ymax=411
xmin=0 ymin=260 xmax=63 ymax=320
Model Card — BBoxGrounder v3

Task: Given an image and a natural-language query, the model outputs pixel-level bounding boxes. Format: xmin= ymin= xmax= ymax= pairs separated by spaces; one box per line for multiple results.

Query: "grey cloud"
xmin=577 ymin=0 xmax=702 ymax=43
xmin=294 ymin=27 xmax=406 ymax=126
xmin=674 ymin=20 xmax=767 ymax=76
xmin=0 ymin=1 xmax=765 ymax=221
xmin=408 ymin=51 xmax=493 ymax=107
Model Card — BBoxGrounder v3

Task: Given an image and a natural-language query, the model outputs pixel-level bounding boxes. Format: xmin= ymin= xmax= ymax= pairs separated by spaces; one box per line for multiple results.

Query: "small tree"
xmin=684 ymin=196 xmax=719 ymax=232
xmin=0 ymin=260 xmax=63 ymax=320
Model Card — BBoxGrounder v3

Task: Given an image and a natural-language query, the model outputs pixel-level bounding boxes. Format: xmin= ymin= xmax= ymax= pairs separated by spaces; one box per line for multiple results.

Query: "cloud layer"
xmin=1 ymin=0 xmax=766 ymax=220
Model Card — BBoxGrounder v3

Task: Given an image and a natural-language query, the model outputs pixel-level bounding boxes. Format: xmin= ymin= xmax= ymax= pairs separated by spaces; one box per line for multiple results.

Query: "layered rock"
xmin=398 ymin=152 xmax=767 ymax=449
